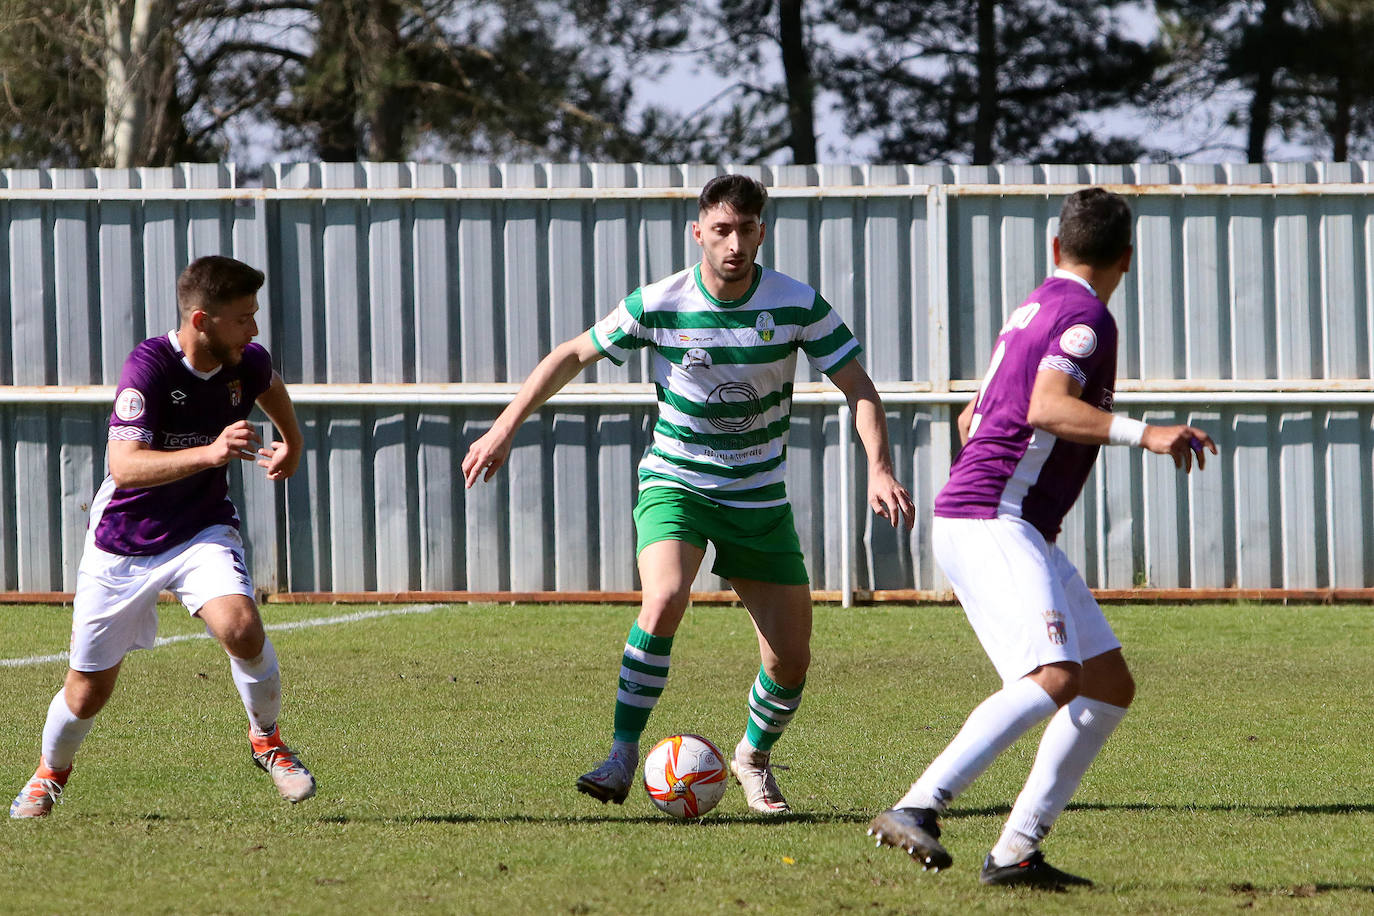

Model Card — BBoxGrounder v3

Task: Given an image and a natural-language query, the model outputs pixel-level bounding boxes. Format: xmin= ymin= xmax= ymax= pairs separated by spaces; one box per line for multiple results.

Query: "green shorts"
xmin=633 ymin=485 xmax=810 ymax=586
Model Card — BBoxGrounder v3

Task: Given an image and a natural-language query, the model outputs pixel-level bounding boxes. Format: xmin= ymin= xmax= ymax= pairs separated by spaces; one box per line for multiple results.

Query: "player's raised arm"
xmin=1026 ymin=367 xmax=1216 ymax=471
xmin=827 ymin=358 xmax=915 ymax=530
xmin=462 ymin=330 xmax=605 ymax=488
xmin=254 ymin=371 xmax=304 ymax=481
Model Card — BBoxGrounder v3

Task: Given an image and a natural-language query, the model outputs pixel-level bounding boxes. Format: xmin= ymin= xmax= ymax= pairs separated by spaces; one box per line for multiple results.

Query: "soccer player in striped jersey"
xmin=10 ymin=256 xmax=314 ymax=819
xmin=865 ymin=188 xmax=1215 ymax=887
xmin=463 ymin=174 xmax=914 ymax=814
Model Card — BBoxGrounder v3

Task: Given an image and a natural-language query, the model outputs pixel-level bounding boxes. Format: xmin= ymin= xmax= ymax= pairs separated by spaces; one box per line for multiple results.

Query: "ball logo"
xmin=114 ymin=388 xmax=146 ymax=421
xmin=1060 ymin=324 xmax=1097 ymax=358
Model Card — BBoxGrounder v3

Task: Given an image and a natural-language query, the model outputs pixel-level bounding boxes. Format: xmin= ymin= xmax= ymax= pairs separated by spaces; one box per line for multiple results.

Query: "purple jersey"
xmin=934 ymin=272 xmax=1118 ymax=541
xmin=89 ymin=332 xmax=274 ymax=556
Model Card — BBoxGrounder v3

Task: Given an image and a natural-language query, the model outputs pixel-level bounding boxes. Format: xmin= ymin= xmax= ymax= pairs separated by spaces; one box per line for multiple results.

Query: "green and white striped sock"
xmin=743 ymin=667 xmax=804 ymax=753
xmin=612 ymin=623 xmax=673 ymax=743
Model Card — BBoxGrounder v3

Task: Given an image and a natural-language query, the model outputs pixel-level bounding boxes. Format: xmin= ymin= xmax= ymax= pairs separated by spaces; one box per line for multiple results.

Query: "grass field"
xmin=2 ymin=600 xmax=1373 ymax=914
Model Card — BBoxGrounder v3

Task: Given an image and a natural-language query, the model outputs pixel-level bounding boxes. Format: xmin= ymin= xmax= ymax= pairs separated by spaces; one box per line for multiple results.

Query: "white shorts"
xmin=933 ymin=515 xmax=1120 ymax=686
xmin=69 ymin=524 xmax=255 ymax=672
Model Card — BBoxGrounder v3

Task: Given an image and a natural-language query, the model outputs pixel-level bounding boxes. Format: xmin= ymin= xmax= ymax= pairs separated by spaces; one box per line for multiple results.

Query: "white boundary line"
xmin=0 ymin=604 xmax=444 ymax=669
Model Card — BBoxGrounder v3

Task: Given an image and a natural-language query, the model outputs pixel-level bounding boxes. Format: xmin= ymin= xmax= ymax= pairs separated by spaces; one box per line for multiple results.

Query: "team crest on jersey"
xmin=755 ymin=312 xmax=775 ymax=342
xmin=114 ymin=388 xmax=146 ymax=421
xmin=682 ymin=348 xmax=712 ymax=370
xmin=1060 ymin=324 xmax=1097 ymax=357
xmin=1042 ymin=609 xmax=1068 ymax=646
xmin=706 ymin=382 xmax=762 ymax=432
xmin=227 ymin=379 xmax=243 ymax=406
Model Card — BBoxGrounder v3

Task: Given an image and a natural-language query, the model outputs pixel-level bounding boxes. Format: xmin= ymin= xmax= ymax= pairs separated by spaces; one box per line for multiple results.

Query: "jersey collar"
xmin=167 ymin=330 xmax=222 ymax=380
xmin=693 ymin=262 xmax=764 ymax=309
xmin=1052 ymin=268 xmax=1098 ymax=299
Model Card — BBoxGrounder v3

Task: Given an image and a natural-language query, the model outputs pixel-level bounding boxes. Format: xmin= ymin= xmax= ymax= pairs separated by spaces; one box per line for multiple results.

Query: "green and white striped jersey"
xmin=590 ymin=262 xmax=861 ymax=508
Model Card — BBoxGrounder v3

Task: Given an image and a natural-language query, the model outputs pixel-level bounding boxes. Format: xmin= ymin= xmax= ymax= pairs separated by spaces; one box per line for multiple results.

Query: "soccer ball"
xmin=642 ymin=733 xmax=729 ymax=819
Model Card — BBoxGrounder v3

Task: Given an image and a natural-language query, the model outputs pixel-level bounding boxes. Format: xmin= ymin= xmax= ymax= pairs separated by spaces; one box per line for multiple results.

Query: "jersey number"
xmin=967 ymin=302 xmax=1040 ymax=439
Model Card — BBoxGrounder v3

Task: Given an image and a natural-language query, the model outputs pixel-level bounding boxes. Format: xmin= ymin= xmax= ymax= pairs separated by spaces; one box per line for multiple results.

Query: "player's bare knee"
xmin=767 ymin=651 xmax=809 ymax=688
xmin=1028 ymin=662 xmax=1081 ymax=706
xmin=637 ymin=589 xmax=689 ymax=635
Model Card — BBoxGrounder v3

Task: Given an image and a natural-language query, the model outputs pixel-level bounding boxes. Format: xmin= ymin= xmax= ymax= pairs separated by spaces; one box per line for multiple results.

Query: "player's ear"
xmin=1051 ymin=236 xmax=1062 ymax=267
xmin=190 ymin=308 xmax=210 ymax=331
xmin=1118 ymin=244 xmax=1134 ymax=274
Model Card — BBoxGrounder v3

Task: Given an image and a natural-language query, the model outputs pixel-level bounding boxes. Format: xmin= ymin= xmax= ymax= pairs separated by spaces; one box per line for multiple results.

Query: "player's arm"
xmin=956 ymin=398 xmax=976 ymax=445
xmin=1026 ymin=368 xmax=1217 ymax=472
xmin=462 ymin=330 xmax=605 ymax=488
xmin=254 ymin=371 xmax=304 ymax=481
xmin=107 ymin=422 xmax=262 ymax=489
xmin=827 ymin=358 xmax=915 ymax=529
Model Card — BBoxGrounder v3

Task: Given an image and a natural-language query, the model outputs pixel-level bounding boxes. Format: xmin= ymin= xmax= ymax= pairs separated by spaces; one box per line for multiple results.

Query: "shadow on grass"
xmin=950 ymin=802 xmax=1374 ymax=818
xmin=318 ymin=811 xmax=873 ymax=826
xmin=316 ymin=801 xmax=1374 ymax=827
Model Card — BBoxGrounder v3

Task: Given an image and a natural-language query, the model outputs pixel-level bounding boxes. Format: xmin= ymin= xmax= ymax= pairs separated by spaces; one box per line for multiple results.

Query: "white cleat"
xmin=10 ymin=761 xmax=70 ymax=819
xmin=730 ymin=740 xmax=790 ymax=815
xmin=250 ymin=728 xmax=316 ymax=803
xmin=576 ymin=750 xmax=637 ymax=804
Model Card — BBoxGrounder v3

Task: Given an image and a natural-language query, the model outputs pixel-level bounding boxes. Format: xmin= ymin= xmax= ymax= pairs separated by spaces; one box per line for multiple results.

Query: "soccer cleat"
xmin=729 ymin=740 xmax=789 ymax=815
xmin=10 ymin=760 xmax=71 ymax=819
xmin=978 ymin=851 xmax=1093 ymax=888
xmin=250 ymin=727 xmax=316 ymax=803
xmin=866 ymin=807 xmax=953 ymax=871
xmin=576 ymin=749 xmax=637 ymax=804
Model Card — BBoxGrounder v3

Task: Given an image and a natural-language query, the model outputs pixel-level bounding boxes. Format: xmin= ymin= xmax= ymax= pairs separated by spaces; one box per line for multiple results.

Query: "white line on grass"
xmin=0 ymin=604 xmax=444 ymax=669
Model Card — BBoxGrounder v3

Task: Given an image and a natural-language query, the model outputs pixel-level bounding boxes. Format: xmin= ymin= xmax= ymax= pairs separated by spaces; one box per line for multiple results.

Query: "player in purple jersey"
xmin=10 ymin=256 xmax=315 ymax=819
xmin=866 ymin=189 xmax=1216 ymax=887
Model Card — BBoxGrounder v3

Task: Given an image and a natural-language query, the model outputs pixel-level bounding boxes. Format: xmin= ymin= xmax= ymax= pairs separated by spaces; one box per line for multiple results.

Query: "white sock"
xmin=41 ymin=689 xmax=95 ymax=771
xmin=991 ymin=696 xmax=1128 ymax=865
xmin=229 ymin=638 xmax=281 ymax=736
xmin=896 ymin=677 xmax=1058 ymax=811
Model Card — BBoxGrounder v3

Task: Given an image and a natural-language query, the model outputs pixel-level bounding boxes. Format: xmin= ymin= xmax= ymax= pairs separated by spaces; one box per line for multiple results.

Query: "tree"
xmin=827 ymin=0 xmax=1161 ymax=165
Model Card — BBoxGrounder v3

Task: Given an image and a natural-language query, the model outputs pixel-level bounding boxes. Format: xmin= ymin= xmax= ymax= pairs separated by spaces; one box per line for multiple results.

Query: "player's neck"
xmin=1056 ymin=263 xmax=1121 ymax=304
xmin=698 ymin=260 xmax=756 ymax=302
xmin=176 ymin=326 xmax=223 ymax=374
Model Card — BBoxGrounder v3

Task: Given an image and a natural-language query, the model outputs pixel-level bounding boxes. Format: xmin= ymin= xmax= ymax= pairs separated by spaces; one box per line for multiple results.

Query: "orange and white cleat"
xmin=10 ymin=760 xmax=71 ymax=819
xmin=250 ymin=727 xmax=316 ymax=803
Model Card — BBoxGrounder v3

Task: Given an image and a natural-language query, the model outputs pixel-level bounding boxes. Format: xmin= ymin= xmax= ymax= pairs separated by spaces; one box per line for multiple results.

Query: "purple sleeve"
xmin=245 ymin=343 xmax=275 ymax=401
xmin=1036 ymin=308 xmax=1114 ymax=389
xmin=108 ymin=346 xmax=161 ymax=444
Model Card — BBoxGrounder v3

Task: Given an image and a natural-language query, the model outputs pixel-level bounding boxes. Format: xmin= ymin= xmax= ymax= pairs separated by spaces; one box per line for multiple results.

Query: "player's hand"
xmin=1141 ymin=424 xmax=1216 ymax=472
xmin=869 ymin=469 xmax=916 ymax=530
xmin=256 ymin=438 xmax=300 ymax=480
xmin=209 ymin=420 xmax=263 ymax=467
xmin=462 ymin=427 xmax=513 ymax=488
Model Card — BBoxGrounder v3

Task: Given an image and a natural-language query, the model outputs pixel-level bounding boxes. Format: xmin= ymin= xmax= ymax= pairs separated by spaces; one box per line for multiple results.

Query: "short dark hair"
xmin=698 ymin=174 xmax=768 ymax=218
xmin=176 ymin=255 xmax=264 ymax=319
xmin=1057 ymin=188 xmax=1132 ymax=268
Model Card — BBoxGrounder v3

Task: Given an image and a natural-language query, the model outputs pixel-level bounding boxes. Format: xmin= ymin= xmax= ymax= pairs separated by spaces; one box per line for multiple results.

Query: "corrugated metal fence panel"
xmin=2 ymin=162 xmax=1373 ymax=593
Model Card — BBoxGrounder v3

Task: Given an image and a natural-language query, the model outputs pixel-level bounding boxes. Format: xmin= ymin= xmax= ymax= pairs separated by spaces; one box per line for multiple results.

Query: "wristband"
xmin=1107 ymin=415 xmax=1147 ymax=447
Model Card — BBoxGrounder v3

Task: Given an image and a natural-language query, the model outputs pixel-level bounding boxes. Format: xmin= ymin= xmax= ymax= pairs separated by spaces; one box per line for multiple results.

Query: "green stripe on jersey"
xmin=803 ymin=325 xmax=860 ymax=360
xmin=658 ymin=343 xmax=796 ymax=365
xmin=648 ymin=445 xmax=785 ymax=479
xmin=638 ymin=471 xmax=789 ymax=503
xmin=656 ymin=382 xmax=792 ymax=419
xmin=653 ymin=416 xmax=792 ymax=450
xmin=637 ymin=305 xmax=818 ymax=330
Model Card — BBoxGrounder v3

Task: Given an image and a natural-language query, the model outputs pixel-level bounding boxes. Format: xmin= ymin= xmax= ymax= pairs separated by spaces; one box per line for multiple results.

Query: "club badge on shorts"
xmin=1042 ymin=609 xmax=1067 ymax=646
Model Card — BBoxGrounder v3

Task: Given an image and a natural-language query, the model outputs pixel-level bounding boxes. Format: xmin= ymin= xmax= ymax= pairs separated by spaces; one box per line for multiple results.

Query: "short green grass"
xmin=2 ymin=601 xmax=1373 ymax=914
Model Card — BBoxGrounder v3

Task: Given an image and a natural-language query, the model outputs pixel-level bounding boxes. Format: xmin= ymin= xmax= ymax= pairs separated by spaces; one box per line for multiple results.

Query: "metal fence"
xmin=1 ymin=161 xmax=1371 ymax=596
